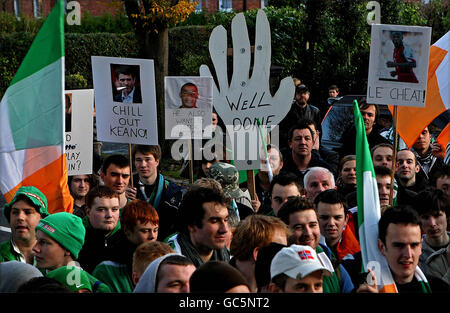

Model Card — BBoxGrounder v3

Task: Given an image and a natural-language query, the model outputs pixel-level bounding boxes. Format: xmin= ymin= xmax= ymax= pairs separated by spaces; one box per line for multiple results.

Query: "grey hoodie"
xmin=133 ymin=253 xmax=179 ymax=293
xmin=0 ymin=261 xmax=43 ymax=292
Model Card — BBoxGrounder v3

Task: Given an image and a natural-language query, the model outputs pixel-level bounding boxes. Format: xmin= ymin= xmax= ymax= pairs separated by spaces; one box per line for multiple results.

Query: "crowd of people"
xmin=0 ymin=82 xmax=449 ymax=294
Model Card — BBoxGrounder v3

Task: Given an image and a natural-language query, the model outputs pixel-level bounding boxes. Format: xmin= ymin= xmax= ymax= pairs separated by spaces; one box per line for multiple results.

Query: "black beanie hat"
xmin=189 ymin=261 xmax=250 ymax=293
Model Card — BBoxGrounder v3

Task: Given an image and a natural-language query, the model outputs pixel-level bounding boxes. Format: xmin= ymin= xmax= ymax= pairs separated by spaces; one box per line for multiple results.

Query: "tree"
xmin=122 ymin=0 xmax=197 ymax=152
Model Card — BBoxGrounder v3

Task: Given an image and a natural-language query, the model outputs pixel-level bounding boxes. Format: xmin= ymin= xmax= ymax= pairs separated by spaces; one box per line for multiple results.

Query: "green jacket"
xmin=44 ymin=266 xmax=112 ymax=293
xmin=92 ymin=260 xmax=134 ymax=293
xmin=0 ymin=240 xmax=22 ymax=263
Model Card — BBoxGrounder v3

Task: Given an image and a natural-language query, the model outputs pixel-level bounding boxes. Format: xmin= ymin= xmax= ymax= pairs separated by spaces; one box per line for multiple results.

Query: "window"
xmin=14 ymin=0 xmax=20 ymax=17
xmin=219 ymin=0 xmax=232 ymax=12
xmin=33 ymin=0 xmax=43 ymax=18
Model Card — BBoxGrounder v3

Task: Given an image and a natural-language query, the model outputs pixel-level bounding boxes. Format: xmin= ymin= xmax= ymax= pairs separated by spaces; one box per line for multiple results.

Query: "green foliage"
xmin=0 ymin=11 xmax=44 ymax=33
xmin=65 ymin=32 xmax=138 ymax=89
xmin=65 ymin=73 xmax=88 ymax=89
xmin=168 ymin=25 xmax=212 ymax=76
xmin=0 ymin=10 xmax=132 ymax=35
xmin=65 ymin=11 xmax=133 ymax=34
xmin=0 ymin=32 xmax=137 ymax=96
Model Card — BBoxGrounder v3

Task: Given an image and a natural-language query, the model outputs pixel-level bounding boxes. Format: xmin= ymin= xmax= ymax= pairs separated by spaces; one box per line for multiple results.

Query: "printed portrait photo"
xmin=110 ymin=64 xmax=142 ymax=103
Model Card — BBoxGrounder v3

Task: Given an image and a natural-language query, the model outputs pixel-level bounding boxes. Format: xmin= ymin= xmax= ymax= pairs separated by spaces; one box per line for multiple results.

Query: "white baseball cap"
xmin=270 ymin=245 xmax=332 ymax=280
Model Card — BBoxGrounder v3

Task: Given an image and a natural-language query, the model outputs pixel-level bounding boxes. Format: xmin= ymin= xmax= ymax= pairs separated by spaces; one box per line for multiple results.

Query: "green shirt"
xmin=92 ymin=261 xmax=134 ymax=293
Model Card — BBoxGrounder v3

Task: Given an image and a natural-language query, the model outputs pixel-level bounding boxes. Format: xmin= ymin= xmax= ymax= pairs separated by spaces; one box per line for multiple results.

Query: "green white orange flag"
xmin=354 ymin=100 xmax=396 ymax=293
xmin=0 ymin=0 xmax=73 ymax=214
xmin=388 ymin=30 xmax=449 ymax=148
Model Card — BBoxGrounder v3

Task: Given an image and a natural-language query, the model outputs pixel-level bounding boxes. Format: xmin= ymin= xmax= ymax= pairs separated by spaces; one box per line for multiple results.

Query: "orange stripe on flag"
xmin=380 ymin=284 xmax=397 ymax=293
xmin=388 ymin=45 xmax=448 ymax=148
xmin=4 ymin=154 xmax=73 ymax=214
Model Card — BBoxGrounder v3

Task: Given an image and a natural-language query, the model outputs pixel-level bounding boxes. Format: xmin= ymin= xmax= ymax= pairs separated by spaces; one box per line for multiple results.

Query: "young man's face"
xmin=180 ymin=85 xmax=198 ymax=108
xmin=360 ymin=105 xmax=376 ymax=134
xmin=289 ymin=128 xmax=314 ymax=158
xmin=305 ymin=171 xmax=334 ymax=201
xmin=340 ymin=160 xmax=356 ymax=185
xmin=70 ymin=175 xmax=90 ymax=198
xmin=420 ymin=210 xmax=448 ymax=242
xmin=156 ymin=263 xmax=196 ymax=293
xmin=101 ymin=164 xmax=130 ymax=195
xmin=396 ymin=150 xmax=419 ymax=182
xmin=378 ymin=223 xmax=422 ymax=284
xmin=9 ymin=200 xmax=41 ymax=244
xmin=392 ymin=32 xmax=403 ymax=48
xmin=125 ymin=221 xmax=159 ymax=246
xmin=33 ymin=230 xmax=68 ymax=270
xmin=372 ymin=146 xmax=393 ymax=169
xmin=288 ymin=209 xmax=321 ymax=249
xmin=87 ymin=196 xmax=120 ymax=234
xmin=135 ymin=151 xmax=159 ymax=180
xmin=189 ymin=202 xmax=230 ymax=251
xmin=271 ymin=183 xmax=302 ymax=216
xmin=328 ymin=89 xmax=338 ymax=98
xmin=317 ymin=202 xmax=348 ymax=248
xmin=436 ymin=176 xmax=450 ymax=196
xmin=118 ymin=73 xmax=136 ymax=94
xmin=274 ymin=270 xmax=323 ymax=293
xmin=412 ymin=127 xmax=431 ymax=153
xmin=376 ymin=175 xmax=394 ymax=206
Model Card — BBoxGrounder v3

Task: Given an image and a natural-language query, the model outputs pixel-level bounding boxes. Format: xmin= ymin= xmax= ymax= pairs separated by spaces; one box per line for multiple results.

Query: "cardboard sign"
xmin=199 ymin=10 xmax=295 ymax=170
xmin=91 ymin=56 xmax=158 ymax=145
xmin=367 ymin=24 xmax=431 ymax=107
xmin=64 ymin=89 xmax=93 ymax=175
xmin=164 ymin=76 xmax=213 ymax=140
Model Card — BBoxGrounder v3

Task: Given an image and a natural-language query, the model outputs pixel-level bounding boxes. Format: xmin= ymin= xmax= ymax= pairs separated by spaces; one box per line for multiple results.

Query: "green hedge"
xmin=0 ymin=32 xmax=139 ymax=96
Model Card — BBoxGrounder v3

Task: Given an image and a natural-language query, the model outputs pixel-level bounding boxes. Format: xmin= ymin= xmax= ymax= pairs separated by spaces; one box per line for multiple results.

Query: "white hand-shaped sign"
xmin=199 ymin=10 xmax=294 ymax=170
xmin=200 ymin=9 xmax=294 ymax=131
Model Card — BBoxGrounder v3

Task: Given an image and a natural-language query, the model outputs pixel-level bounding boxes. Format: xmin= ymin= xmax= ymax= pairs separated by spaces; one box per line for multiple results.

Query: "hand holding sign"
xmin=199 ymin=10 xmax=294 ymax=131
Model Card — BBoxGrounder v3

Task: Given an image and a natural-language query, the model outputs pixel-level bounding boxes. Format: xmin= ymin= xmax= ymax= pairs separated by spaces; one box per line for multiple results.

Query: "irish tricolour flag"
xmin=354 ymin=100 xmax=396 ymax=292
xmin=0 ymin=0 xmax=73 ymax=214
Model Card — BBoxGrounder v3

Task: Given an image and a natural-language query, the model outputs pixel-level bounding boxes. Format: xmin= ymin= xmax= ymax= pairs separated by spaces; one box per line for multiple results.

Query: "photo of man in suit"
xmin=112 ymin=65 xmax=142 ymax=103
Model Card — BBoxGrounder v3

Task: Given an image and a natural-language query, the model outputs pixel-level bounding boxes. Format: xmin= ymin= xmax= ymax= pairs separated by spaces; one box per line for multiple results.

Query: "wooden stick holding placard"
xmin=389 ymin=106 xmax=398 ymax=206
xmin=189 ymin=139 xmax=194 ymax=184
xmin=247 ymin=169 xmax=257 ymax=201
xmin=128 ymin=143 xmax=133 ymax=188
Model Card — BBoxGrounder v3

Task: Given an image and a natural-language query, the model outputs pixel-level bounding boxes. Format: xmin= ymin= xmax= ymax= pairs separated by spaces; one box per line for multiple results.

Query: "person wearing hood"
xmin=133 ymin=253 xmax=195 ymax=293
xmin=0 ymin=261 xmax=43 ymax=292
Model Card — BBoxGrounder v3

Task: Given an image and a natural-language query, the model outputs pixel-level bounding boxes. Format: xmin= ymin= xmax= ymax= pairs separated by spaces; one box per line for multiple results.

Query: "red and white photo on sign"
xmin=367 ymin=24 xmax=431 ymax=107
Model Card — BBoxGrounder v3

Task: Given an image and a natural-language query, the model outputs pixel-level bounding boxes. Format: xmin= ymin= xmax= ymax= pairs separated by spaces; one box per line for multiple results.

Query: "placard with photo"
xmin=164 ymin=76 xmax=213 ymax=139
xmin=367 ymin=24 xmax=431 ymax=107
xmin=91 ymin=56 xmax=158 ymax=145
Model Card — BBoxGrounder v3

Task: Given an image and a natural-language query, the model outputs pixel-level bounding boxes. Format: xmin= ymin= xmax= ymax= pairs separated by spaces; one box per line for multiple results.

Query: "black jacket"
xmin=77 ymin=219 xmax=128 ymax=274
xmin=132 ymin=173 xmax=184 ymax=241
xmin=278 ymin=102 xmax=321 ymax=150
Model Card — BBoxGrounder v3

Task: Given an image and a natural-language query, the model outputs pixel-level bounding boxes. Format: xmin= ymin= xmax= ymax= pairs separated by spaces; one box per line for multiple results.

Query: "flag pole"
xmin=189 ymin=139 xmax=194 ymax=184
xmin=128 ymin=143 xmax=133 ymax=188
xmin=389 ymin=106 xmax=398 ymax=206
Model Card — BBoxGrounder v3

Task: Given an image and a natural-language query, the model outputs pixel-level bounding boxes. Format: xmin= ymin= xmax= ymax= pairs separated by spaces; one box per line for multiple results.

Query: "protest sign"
xmin=199 ymin=10 xmax=295 ymax=170
xmin=367 ymin=24 xmax=431 ymax=107
xmin=165 ymin=76 xmax=213 ymax=140
xmin=91 ymin=56 xmax=158 ymax=145
xmin=64 ymin=89 xmax=93 ymax=175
